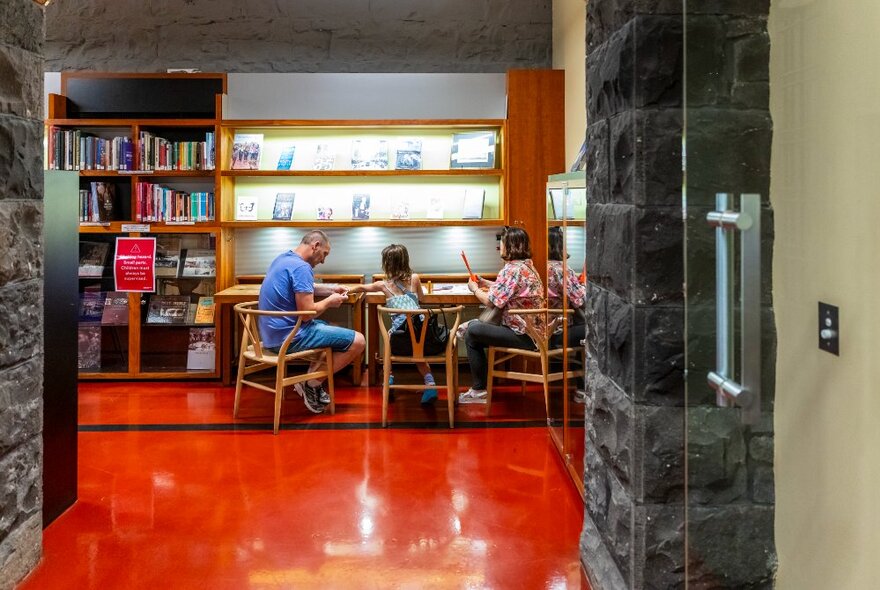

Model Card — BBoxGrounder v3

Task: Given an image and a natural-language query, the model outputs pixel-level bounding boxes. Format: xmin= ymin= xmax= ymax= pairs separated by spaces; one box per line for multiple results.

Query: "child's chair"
xmin=376 ymin=305 xmax=463 ymax=428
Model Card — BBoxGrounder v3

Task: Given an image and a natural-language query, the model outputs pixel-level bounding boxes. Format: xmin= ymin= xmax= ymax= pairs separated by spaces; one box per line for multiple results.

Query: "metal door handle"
xmin=706 ymin=193 xmax=761 ymax=425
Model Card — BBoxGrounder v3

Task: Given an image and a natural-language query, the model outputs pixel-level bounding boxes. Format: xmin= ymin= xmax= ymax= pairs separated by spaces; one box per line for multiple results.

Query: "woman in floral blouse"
xmin=547 ymin=226 xmax=587 ymax=399
xmin=460 ymin=227 xmax=545 ymax=403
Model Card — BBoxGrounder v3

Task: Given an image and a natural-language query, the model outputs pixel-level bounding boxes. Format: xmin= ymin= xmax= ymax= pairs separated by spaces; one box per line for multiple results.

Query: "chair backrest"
xmin=233 ymin=301 xmax=316 ymax=358
xmin=508 ymin=308 xmax=576 ymax=353
xmin=377 ymin=305 xmax=463 ymax=358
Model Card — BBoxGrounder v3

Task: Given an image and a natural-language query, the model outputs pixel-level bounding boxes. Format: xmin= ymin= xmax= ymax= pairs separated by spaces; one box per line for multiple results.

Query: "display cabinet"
xmin=218 ymin=121 xmax=506 ymax=227
xmin=546 ymin=171 xmax=587 ymax=498
xmin=51 ymin=73 xmax=227 ymax=379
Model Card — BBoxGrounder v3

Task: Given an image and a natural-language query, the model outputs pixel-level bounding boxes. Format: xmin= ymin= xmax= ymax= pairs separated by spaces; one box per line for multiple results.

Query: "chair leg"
xmin=486 ymin=347 xmax=496 ymax=414
xmin=273 ymin=366 xmax=284 ymax=435
xmin=382 ymin=355 xmax=391 ymax=428
xmin=233 ymin=356 xmax=247 ymax=418
xmin=446 ymin=354 xmax=455 ymax=429
xmin=325 ymin=347 xmax=335 ymax=415
xmin=540 ymin=353 xmax=550 ymax=421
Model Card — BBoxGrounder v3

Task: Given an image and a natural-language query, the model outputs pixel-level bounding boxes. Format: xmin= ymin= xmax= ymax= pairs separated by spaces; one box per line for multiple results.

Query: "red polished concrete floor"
xmin=19 ymin=380 xmax=588 ymax=589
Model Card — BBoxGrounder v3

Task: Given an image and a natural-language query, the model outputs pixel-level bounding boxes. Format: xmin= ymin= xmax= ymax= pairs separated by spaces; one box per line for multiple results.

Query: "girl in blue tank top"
xmin=349 ymin=244 xmax=438 ymax=403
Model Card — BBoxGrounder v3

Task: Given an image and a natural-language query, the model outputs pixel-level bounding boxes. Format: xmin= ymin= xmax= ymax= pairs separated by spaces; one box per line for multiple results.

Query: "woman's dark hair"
xmin=501 ymin=226 xmax=532 ymax=261
xmin=548 ymin=226 xmax=569 ymax=261
xmin=381 ymin=244 xmax=412 ymax=283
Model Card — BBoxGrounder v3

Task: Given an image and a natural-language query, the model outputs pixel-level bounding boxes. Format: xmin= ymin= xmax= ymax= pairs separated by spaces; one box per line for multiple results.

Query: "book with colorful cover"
xmin=351 ymin=139 xmax=389 ymax=170
xmin=276 ymin=144 xmax=295 ymax=170
xmin=316 ymin=206 xmax=334 ymax=221
xmin=146 ymin=295 xmax=191 ymax=324
xmin=272 ymin=192 xmax=295 ymax=221
xmin=394 ymin=139 xmax=422 ymax=170
xmin=450 ymin=131 xmax=496 ymax=169
xmin=100 ymin=291 xmax=129 ymax=325
xmin=194 ymin=296 xmax=215 ymax=324
xmin=180 ymin=249 xmax=216 ymax=278
xmin=351 ymin=193 xmax=371 ymax=220
xmin=230 ymin=133 xmax=263 ymax=170
xmin=186 ymin=327 xmax=216 ymax=371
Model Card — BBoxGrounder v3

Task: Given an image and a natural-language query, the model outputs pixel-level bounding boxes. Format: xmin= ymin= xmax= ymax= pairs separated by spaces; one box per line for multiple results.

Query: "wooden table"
xmin=214 ymin=284 xmax=365 ymax=386
xmin=364 ymin=285 xmax=480 ymax=385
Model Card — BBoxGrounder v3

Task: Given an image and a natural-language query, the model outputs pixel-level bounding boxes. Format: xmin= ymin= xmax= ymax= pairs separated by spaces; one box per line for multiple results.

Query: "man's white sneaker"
xmin=459 ymin=388 xmax=488 ymax=404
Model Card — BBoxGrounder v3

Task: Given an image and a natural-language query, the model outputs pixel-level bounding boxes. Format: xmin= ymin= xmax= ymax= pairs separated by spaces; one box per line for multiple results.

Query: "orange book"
xmin=460 ymin=250 xmax=478 ymax=283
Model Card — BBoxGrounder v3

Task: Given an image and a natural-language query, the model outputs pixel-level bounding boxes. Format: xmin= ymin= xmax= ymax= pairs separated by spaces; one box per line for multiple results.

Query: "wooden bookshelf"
xmin=57 ymin=72 xmax=226 ymax=380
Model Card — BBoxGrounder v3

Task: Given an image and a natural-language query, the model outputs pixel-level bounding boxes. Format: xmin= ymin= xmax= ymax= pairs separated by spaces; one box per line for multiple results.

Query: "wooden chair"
xmin=233 ymin=301 xmax=335 ymax=434
xmin=486 ymin=308 xmax=584 ymax=419
xmin=377 ymin=305 xmax=463 ymax=428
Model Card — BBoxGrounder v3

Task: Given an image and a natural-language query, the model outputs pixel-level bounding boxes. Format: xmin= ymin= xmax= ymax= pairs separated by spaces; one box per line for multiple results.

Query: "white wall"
xmin=770 ymin=0 xmax=880 ymax=586
xmin=552 ymin=0 xmax=587 ymax=168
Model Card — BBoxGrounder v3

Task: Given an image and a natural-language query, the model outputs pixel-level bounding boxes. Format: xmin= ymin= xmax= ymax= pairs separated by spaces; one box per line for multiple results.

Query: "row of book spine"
xmin=48 ymin=128 xmax=134 ymax=171
xmin=78 ymin=182 xmax=114 ymax=222
xmin=138 ymin=131 xmax=215 ymax=171
xmin=135 ymin=182 xmax=214 ymax=223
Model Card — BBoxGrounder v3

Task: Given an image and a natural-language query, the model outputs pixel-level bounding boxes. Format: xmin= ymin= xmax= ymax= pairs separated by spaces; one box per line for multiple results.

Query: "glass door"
xmin=684 ymin=2 xmax=777 ymax=585
xmin=546 ymin=172 xmax=587 ymax=497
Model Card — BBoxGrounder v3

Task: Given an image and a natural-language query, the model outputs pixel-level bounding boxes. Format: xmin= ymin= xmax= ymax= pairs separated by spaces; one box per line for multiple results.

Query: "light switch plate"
xmin=819 ymin=302 xmax=839 ymax=356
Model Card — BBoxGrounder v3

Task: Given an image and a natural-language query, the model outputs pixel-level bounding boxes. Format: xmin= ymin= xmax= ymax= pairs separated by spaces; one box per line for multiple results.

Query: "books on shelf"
xmin=351 ymin=193 xmax=371 ymax=220
xmin=79 ymin=241 xmax=110 ymax=278
xmin=79 ymin=182 xmax=117 ymax=223
xmin=313 ymin=143 xmax=335 ymax=170
xmin=390 ymin=195 xmax=411 ymax=220
xmin=394 ymin=139 xmax=423 ymax=170
xmin=146 ymin=295 xmax=191 ymax=324
xmin=462 ymin=188 xmax=486 ymax=219
xmin=426 ymin=195 xmax=445 ymax=219
xmin=77 ymin=325 xmax=101 ymax=370
xmin=230 ymin=133 xmax=263 ymax=170
xmin=272 ymin=193 xmax=295 ymax=221
xmin=186 ymin=327 xmax=216 ymax=371
xmin=236 ymin=196 xmax=258 ymax=221
xmin=276 ymin=144 xmax=295 ymax=170
xmin=136 ymin=182 xmax=214 ymax=223
xmin=138 ymin=130 xmax=215 ymax=171
xmin=101 ymin=292 xmax=129 ymax=325
xmin=450 ymin=131 xmax=496 ymax=169
xmin=155 ymin=236 xmax=182 ymax=277
xmin=48 ymin=128 xmax=133 ymax=171
xmin=351 ymin=139 xmax=389 ymax=170
xmin=180 ymin=249 xmax=216 ymax=278
xmin=194 ymin=296 xmax=215 ymax=324
xmin=316 ymin=206 xmax=334 ymax=221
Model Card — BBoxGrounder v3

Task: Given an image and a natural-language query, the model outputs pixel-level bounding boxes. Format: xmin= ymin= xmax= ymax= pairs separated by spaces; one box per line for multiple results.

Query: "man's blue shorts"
xmin=268 ymin=319 xmax=355 ymax=354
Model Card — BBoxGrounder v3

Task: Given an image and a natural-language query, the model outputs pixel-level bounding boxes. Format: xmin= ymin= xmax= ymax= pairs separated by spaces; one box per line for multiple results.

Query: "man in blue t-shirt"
xmin=258 ymin=230 xmax=365 ymax=413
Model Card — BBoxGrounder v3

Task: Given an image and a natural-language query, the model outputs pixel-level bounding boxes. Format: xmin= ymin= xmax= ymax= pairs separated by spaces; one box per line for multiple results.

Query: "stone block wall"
xmin=44 ymin=0 xmax=552 ymax=72
xmin=0 ymin=1 xmax=45 ymax=589
xmin=582 ymin=0 xmax=775 ymax=588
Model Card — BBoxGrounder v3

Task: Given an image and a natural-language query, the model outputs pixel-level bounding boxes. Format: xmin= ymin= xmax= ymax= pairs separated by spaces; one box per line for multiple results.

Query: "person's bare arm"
xmin=411 ymin=273 xmax=424 ymax=302
xmin=314 ymin=283 xmax=348 ymax=297
xmin=294 ymin=291 xmax=347 ymax=319
xmin=347 ymin=281 xmax=385 ymax=294
xmin=468 ymin=279 xmax=491 ymax=306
